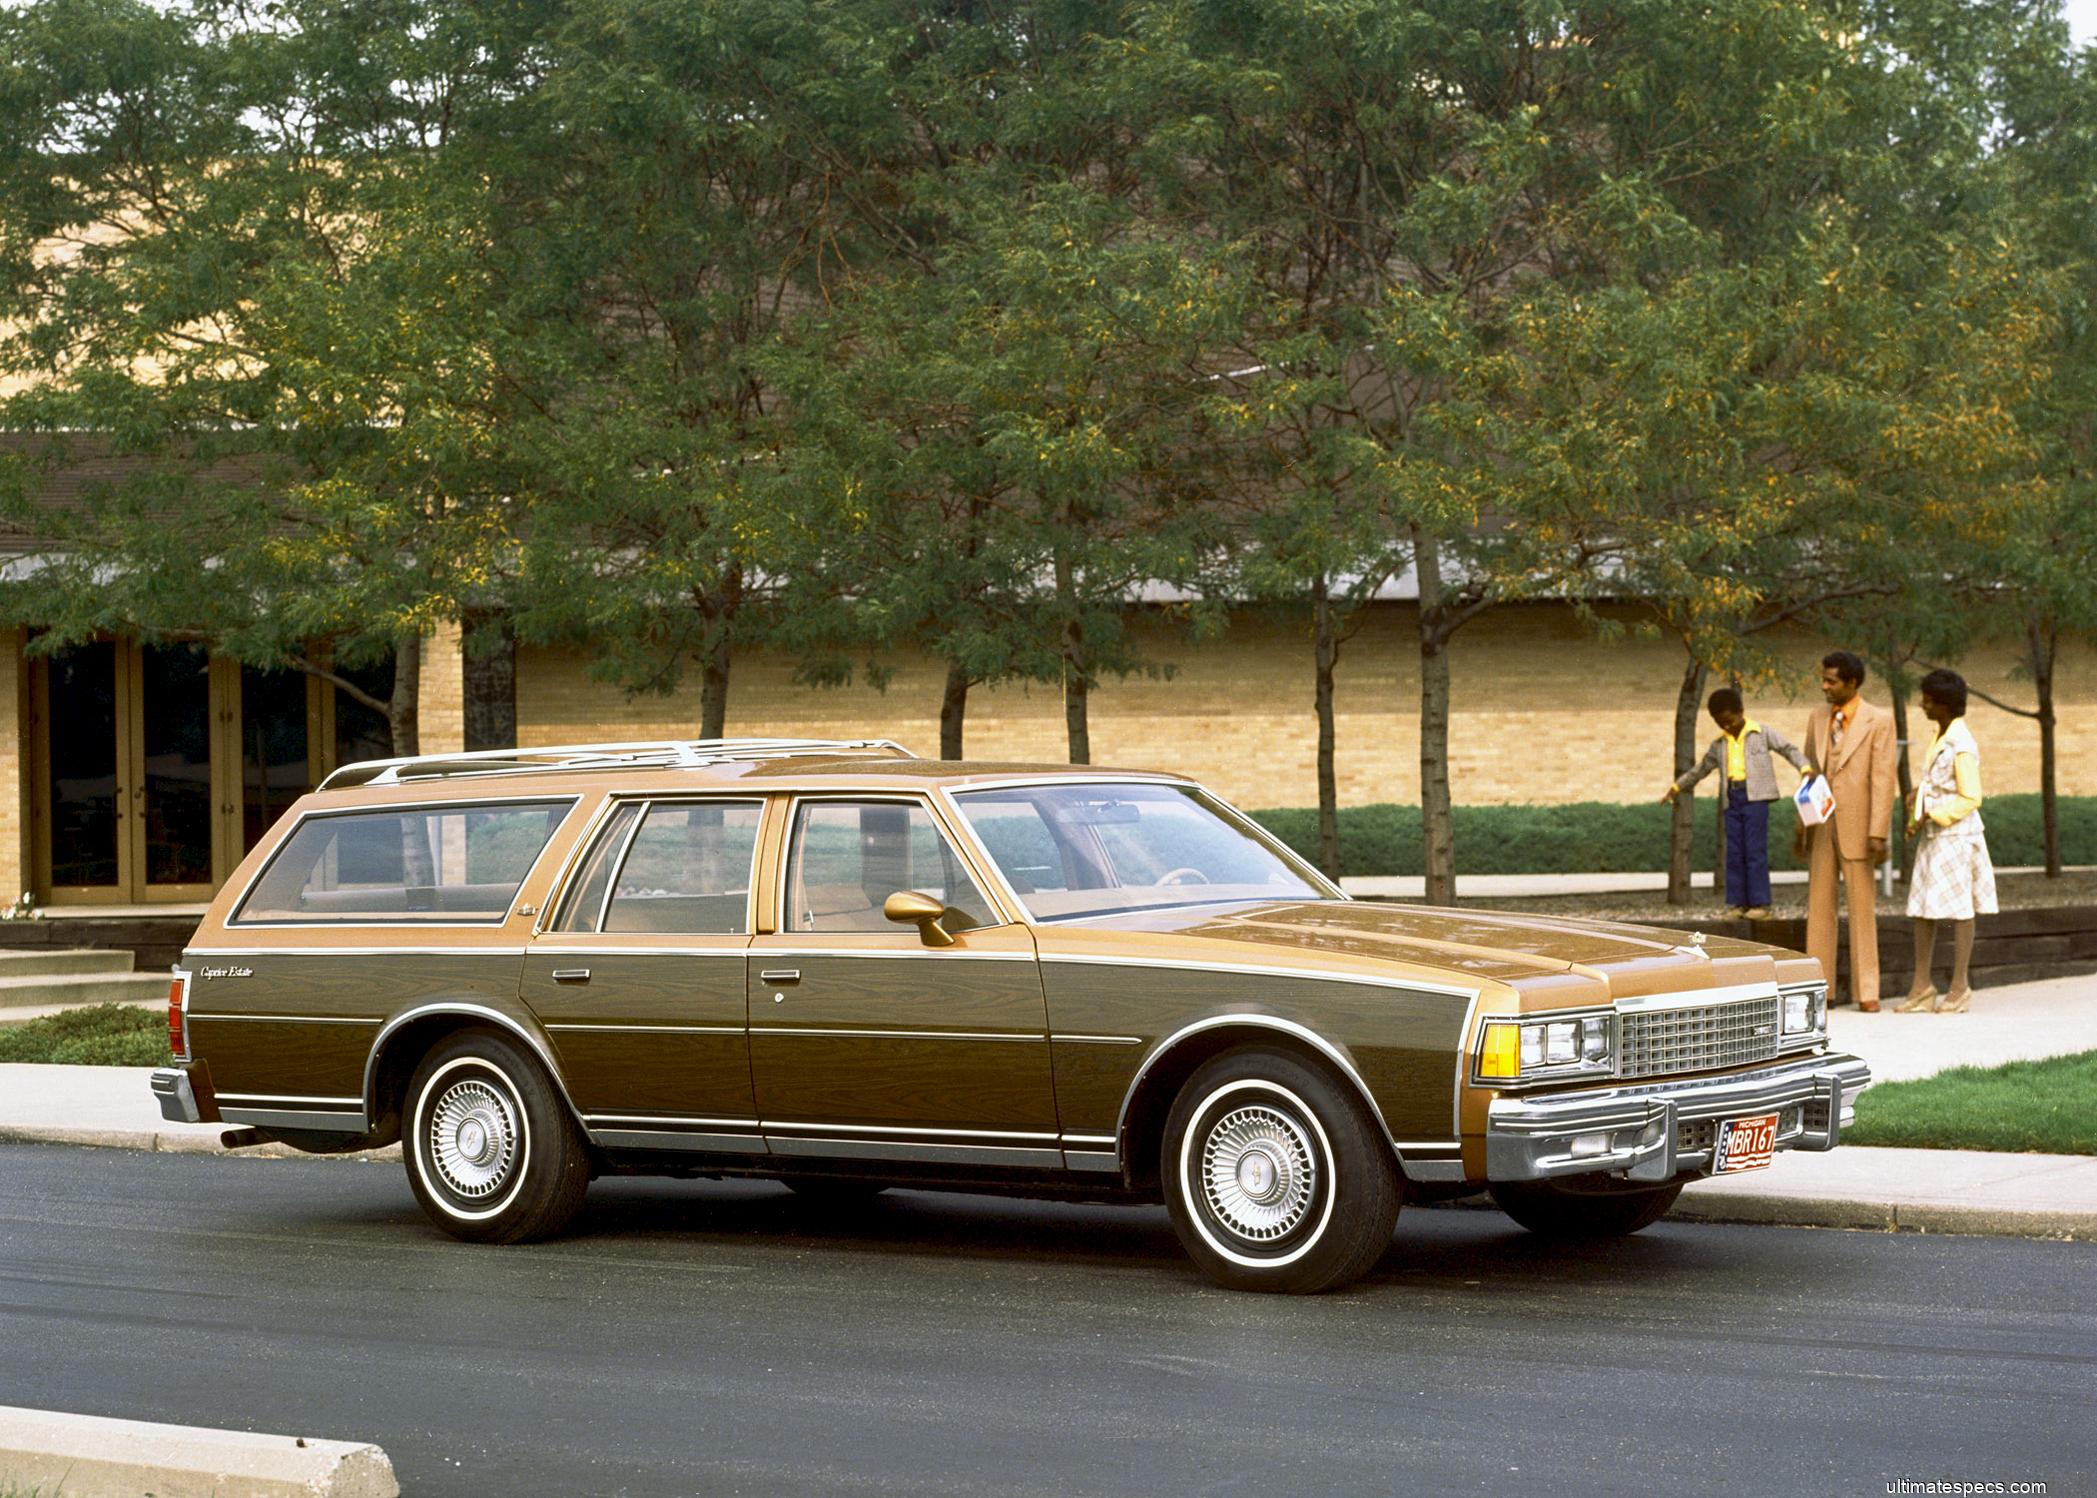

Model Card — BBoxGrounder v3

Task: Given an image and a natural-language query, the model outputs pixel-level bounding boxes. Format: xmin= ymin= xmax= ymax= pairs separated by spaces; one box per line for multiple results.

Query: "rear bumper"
xmin=1485 ymin=1051 xmax=1872 ymax=1184
xmin=150 ymin=1068 xmax=200 ymax=1124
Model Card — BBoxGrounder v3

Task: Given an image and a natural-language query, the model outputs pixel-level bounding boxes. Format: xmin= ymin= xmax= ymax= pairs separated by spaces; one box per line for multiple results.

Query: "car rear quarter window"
xmin=233 ymin=799 xmax=573 ymax=925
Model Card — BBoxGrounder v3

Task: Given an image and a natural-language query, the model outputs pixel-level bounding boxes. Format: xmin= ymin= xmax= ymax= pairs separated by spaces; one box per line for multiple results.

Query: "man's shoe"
xmin=1742 ymin=906 xmax=1772 ymax=920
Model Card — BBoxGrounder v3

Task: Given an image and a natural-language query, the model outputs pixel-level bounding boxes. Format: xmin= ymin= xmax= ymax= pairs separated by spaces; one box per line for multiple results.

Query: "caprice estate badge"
xmin=201 ymin=965 xmax=253 ymax=979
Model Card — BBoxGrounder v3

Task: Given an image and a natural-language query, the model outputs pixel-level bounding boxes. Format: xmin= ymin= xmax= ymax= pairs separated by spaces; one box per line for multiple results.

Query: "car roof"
xmin=302 ymin=741 xmax=1190 ymax=810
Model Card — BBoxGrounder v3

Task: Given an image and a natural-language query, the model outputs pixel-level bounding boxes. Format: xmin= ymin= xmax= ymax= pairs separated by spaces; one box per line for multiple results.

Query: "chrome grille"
xmin=1618 ymin=994 xmax=1785 ymax=1080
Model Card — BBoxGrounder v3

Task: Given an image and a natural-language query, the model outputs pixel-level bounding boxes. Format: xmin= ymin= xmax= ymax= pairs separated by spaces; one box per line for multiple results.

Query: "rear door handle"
xmin=551 ymin=968 xmax=591 ymax=984
xmin=759 ymin=969 xmax=801 ymax=985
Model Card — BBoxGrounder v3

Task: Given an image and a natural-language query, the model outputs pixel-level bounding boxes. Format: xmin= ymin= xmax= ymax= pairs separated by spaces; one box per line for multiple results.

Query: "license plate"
xmin=1714 ymin=1112 xmax=1779 ymax=1173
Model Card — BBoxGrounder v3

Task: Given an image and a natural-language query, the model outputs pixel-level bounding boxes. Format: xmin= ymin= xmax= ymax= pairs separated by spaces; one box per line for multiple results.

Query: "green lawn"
xmin=1845 ymin=1050 xmax=2097 ymax=1156
xmin=0 ymin=1004 xmax=170 ymax=1067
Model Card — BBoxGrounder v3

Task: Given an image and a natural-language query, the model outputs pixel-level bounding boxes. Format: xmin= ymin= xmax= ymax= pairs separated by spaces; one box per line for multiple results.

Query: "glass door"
xmin=36 ymin=640 xmax=226 ymax=904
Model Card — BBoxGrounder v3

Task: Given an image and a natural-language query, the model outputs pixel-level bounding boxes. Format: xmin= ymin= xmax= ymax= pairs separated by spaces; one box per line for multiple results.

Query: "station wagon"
xmin=152 ymin=738 xmax=1871 ymax=1292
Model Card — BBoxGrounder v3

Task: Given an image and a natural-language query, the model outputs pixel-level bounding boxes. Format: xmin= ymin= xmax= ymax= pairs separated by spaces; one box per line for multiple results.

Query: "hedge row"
xmin=1248 ymin=794 xmax=2097 ymax=878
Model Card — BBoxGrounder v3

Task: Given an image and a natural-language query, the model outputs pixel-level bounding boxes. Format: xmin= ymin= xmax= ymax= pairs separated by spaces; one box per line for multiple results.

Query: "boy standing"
xmin=1662 ymin=688 xmax=1813 ymax=919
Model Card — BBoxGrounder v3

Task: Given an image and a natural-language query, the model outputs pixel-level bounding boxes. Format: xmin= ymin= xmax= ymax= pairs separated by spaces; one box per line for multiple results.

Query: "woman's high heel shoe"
xmin=1937 ymin=987 xmax=1972 ymax=1013
xmin=1894 ymin=986 xmax=1938 ymax=1013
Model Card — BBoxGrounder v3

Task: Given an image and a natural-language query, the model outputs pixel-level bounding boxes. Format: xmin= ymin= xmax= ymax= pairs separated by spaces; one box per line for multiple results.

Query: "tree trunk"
xmin=940 ymin=658 xmax=969 ymax=761
xmin=1056 ymin=553 xmax=1090 ymax=765
xmin=1412 ymin=527 xmax=1456 ymax=905
xmin=462 ymin=609 xmax=517 ymax=752
xmin=1667 ymin=651 xmax=1707 ymax=906
xmin=2031 ymin=616 xmax=2060 ymax=877
xmin=387 ymin=633 xmax=421 ymax=758
xmin=1312 ymin=573 xmax=1342 ymax=881
xmin=698 ymin=634 xmax=730 ymax=741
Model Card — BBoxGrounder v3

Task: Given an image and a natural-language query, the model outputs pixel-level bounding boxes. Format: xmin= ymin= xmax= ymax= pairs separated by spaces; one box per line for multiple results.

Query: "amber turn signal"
xmin=1477 ymin=1021 xmax=1520 ymax=1080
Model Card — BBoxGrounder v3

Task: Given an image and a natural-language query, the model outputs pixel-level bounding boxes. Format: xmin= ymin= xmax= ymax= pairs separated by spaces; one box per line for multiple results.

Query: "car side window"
xmin=553 ymin=800 xmax=761 ymax=935
xmin=550 ymin=802 xmax=641 ymax=932
xmin=786 ymin=801 xmax=994 ymax=935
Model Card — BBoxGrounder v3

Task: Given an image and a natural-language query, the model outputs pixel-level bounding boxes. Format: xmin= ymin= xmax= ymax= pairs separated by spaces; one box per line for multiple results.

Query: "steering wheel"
xmin=1157 ymin=867 xmax=1211 ymax=887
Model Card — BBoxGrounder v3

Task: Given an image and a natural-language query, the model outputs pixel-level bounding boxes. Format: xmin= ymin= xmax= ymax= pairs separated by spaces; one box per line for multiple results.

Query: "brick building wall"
xmin=507 ymin=602 xmax=2097 ymax=810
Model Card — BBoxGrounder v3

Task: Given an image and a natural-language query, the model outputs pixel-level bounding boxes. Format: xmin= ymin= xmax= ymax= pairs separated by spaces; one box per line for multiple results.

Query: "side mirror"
xmin=883 ymin=890 xmax=955 ymax=948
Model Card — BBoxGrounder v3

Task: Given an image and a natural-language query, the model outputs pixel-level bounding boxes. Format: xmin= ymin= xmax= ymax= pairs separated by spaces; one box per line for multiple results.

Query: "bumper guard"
xmin=149 ymin=1068 xmax=202 ymax=1125
xmin=1486 ymin=1051 xmax=1871 ymax=1183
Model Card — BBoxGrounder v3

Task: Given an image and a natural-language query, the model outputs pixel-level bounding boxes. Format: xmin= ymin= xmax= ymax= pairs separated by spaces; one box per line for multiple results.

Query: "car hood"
xmin=1037 ymin=898 xmax=1806 ymax=1008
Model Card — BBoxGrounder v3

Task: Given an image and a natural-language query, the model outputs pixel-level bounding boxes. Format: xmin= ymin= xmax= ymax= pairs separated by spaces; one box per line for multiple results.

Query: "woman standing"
xmin=1896 ymin=669 xmax=1999 ymax=1013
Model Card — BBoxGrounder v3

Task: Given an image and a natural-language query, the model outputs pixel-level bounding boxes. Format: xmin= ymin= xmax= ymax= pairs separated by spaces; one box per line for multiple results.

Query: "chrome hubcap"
xmin=428 ymin=1077 xmax=520 ymax=1200
xmin=1200 ymin=1105 xmax=1317 ymax=1243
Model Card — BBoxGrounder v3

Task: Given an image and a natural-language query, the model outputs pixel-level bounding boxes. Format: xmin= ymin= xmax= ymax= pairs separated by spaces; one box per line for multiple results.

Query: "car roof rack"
xmin=317 ymin=738 xmax=918 ymax=790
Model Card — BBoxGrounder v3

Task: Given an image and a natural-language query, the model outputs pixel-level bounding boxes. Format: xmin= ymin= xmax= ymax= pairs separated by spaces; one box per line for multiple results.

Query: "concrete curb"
xmin=0 ymin=1124 xmax=400 ymax=1160
xmin=0 ymin=1404 xmax=397 ymax=1498
xmin=1670 ymin=1189 xmax=2097 ymax=1240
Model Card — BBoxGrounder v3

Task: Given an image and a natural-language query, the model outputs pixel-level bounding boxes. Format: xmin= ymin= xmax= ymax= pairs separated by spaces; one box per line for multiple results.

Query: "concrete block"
xmin=0 ymin=1405 xmax=397 ymax=1498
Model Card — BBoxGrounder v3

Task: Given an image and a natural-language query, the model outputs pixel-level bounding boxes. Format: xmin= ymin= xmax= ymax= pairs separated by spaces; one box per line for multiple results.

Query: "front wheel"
xmin=403 ymin=1029 xmax=591 ymax=1244
xmin=1163 ymin=1049 xmax=1399 ymax=1294
xmin=1489 ymin=1176 xmax=1683 ymax=1238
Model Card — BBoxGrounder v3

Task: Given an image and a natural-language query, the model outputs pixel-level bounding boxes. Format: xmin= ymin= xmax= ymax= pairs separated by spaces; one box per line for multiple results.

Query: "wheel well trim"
xmin=1112 ymin=1014 xmax=1397 ymax=1166
xmin=363 ymin=1002 xmax=586 ymax=1133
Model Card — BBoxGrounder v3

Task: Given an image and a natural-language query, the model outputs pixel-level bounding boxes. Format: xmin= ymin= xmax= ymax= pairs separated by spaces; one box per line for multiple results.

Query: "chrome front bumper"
xmin=1485 ymin=1051 xmax=1871 ymax=1184
xmin=150 ymin=1068 xmax=201 ymax=1125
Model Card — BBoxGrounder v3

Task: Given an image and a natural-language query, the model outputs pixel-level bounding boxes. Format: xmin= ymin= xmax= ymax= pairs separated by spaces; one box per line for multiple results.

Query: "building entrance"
xmin=29 ymin=640 xmax=354 ymax=905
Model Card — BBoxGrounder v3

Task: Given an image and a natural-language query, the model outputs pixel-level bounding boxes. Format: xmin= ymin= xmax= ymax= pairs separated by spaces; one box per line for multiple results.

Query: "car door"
xmin=520 ymin=797 xmax=763 ymax=1153
xmin=747 ymin=795 xmax=1057 ymax=1167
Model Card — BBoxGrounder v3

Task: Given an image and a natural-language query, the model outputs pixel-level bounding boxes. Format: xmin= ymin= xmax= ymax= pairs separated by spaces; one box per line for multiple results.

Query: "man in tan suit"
xmin=1796 ymin=650 xmax=1899 ymax=1010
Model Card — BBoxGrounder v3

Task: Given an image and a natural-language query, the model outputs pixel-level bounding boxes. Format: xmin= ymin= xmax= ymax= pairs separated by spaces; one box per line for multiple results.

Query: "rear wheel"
xmin=1489 ymin=1176 xmax=1683 ymax=1238
xmin=1162 ymin=1048 xmax=1399 ymax=1294
xmin=403 ymin=1029 xmax=590 ymax=1244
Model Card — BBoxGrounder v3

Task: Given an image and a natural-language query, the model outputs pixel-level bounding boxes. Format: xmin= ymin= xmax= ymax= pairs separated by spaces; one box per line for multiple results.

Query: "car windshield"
xmin=951 ymin=783 xmax=1333 ymax=922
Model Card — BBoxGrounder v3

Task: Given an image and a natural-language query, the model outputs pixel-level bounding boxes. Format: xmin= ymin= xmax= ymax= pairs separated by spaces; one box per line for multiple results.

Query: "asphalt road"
xmin=0 ymin=1144 xmax=2090 ymax=1498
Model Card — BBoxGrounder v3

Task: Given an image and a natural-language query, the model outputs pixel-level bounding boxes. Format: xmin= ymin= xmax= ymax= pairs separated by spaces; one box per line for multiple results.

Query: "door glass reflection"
xmin=47 ymin=642 xmax=119 ymax=888
xmin=241 ymin=666 xmax=310 ymax=851
xmin=141 ymin=643 xmax=213 ymax=885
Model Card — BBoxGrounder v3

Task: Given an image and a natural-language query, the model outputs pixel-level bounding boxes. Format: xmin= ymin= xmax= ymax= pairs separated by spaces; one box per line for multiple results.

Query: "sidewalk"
xmin=1336 ymin=863 xmax=2090 ymax=900
xmin=0 ymin=976 xmax=2091 ymax=1239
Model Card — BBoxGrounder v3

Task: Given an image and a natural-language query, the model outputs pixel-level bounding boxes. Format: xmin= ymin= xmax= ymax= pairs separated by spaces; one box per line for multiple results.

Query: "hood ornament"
xmin=1687 ymin=931 xmax=1707 ymax=951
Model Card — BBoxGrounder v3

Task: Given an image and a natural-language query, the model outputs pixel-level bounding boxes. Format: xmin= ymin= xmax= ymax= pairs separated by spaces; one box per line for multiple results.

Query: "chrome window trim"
xmin=523 ymin=946 xmax=750 ymax=958
xmin=361 ymin=1002 xmax=581 ymax=1131
xmin=745 ymin=946 xmax=1032 ymax=963
xmin=226 ymin=794 xmax=582 ymax=930
xmin=595 ymin=800 xmax=653 ymax=931
xmin=1044 ymin=952 xmax=1477 ymax=1000
xmin=529 ymin=793 xmax=623 ymax=937
xmin=775 ymin=791 xmax=1024 ymax=935
xmin=187 ymin=945 xmax=530 ymax=957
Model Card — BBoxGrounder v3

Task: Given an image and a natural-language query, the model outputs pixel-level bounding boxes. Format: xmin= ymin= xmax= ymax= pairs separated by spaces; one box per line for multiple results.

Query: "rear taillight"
xmin=167 ymin=969 xmax=191 ymax=1060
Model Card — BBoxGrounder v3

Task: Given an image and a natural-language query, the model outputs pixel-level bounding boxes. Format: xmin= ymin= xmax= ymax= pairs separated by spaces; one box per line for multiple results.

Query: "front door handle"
xmin=759 ymin=969 xmax=801 ymax=984
xmin=551 ymin=968 xmax=591 ymax=983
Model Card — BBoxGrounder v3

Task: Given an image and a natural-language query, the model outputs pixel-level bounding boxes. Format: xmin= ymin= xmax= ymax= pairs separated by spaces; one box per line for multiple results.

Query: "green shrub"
xmin=1249 ymin=793 xmax=2096 ymax=878
xmin=0 ymin=1004 xmax=169 ymax=1066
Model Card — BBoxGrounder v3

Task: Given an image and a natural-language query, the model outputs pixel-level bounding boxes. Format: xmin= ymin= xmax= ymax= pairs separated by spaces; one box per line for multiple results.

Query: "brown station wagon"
xmin=151 ymin=738 xmax=1871 ymax=1293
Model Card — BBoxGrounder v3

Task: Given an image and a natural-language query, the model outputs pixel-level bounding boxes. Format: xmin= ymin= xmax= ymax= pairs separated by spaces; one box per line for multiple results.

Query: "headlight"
xmin=1476 ymin=1013 xmax=1614 ymax=1084
xmin=1782 ymin=984 xmax=1827 ymax=1036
